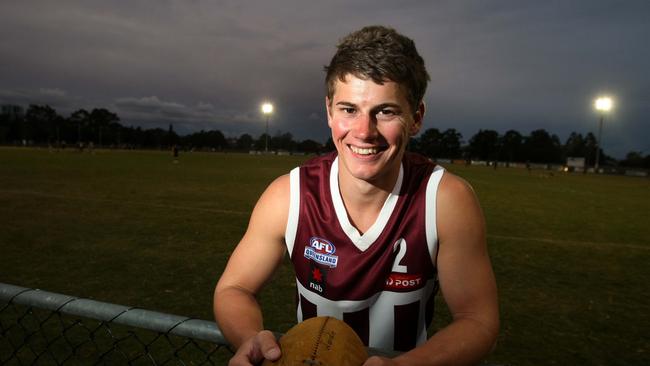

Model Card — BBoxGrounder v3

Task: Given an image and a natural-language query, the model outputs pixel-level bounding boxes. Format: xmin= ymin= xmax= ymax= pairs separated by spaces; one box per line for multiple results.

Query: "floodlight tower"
xmin=261 ymin=102 xmax=273 ymax=153
xmin=593 ymin=96 xmax=612 ymax=172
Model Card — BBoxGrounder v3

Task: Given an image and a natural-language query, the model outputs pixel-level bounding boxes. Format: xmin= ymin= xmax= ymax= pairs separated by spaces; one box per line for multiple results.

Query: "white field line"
xmin=0 ymin=189 xmax=251 ymax=216
xmin=488 ymin=234 xmax=649 ymax=251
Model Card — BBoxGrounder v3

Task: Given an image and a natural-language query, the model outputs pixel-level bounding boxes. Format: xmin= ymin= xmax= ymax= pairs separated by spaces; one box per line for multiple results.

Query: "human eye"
xmin=338 ymin=106 xmax=356 ymax=115
xmin=376 ymin=108 xmax=400 ymax=121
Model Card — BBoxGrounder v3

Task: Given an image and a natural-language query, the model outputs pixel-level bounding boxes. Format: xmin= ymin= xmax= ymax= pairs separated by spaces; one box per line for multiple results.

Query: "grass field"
xmin=1 ymin=147 xmax=648 ymax=365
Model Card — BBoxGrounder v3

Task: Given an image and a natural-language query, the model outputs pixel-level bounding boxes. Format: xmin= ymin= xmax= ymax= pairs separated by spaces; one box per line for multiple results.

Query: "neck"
xmin=336 ymin=161 xmax=401 ymax=234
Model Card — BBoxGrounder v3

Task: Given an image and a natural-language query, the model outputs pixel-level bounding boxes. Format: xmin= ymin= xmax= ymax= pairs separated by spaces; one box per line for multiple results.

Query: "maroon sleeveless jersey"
xmin=284 ymin=152 xmax=445 ymax=352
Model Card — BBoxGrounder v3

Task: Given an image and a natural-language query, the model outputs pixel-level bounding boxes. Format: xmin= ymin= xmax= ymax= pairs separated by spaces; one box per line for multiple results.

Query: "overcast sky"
xmin=1 ymin=0 xmax=648 ymax=158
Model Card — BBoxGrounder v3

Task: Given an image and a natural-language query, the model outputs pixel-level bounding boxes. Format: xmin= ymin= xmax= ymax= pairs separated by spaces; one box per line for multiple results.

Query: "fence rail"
xmin=0 ymin=282 xmax=232 ymax=365
xmin=2 ymin=283 xmax=492 ymax=365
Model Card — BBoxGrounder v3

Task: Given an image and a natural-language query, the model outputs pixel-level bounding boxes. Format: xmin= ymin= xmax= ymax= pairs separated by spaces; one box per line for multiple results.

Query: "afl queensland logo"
xmin=304 ymin=237 xmax=339 ymax=268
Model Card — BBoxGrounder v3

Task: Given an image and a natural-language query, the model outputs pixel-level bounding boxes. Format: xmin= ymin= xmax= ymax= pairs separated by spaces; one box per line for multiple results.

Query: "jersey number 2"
xmin=392 ymin=238 xmax=407 ymax=273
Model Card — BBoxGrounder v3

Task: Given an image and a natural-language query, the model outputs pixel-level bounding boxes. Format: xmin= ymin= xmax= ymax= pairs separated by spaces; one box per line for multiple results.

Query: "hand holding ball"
xmin=262 ymin=316 xmax=368 ymax=365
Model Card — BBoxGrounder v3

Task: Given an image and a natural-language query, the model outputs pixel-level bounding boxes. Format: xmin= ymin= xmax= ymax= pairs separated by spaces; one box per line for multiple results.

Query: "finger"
xmin=228 ymin=350 xmax=254 ymax=366
xmin=362 ymin=355 xmax=391 ymax=366
xmin=257 ymin=330 xmax=281 ymax=360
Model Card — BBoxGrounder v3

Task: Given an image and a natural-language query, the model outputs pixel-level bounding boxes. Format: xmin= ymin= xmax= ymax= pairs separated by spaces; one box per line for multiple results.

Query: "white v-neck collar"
xmin=330 ymin=157 xmax=403 ymax=251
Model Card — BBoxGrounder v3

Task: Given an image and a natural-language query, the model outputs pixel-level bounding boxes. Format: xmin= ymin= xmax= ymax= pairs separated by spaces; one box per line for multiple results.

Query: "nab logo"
xmin=310 ymin=237 xmax=336 ymax=254
xmin=308 ymin=266 xmax=326 ymax=294
xmin=309 ymin=282 xmax=323 ymax=292
xmin=304 ymin=237 xmax=339 ymax=268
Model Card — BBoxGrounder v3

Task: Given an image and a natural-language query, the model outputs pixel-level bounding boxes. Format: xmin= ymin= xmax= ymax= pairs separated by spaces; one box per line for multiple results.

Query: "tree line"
xmin=0 ymin=104 xmax=325 ymax=154
xmin=410 ymin=128 xmax=648 ymax=169
xmin=409 ymin=127 xmax=606 ymax=166
xmin=1 ymin=104 xmax=648 ymax=168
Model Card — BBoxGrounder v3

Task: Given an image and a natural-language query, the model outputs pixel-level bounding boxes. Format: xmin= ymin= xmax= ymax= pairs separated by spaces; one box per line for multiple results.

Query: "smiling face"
xmin=326 ymin=74 xmax=424 ymax=189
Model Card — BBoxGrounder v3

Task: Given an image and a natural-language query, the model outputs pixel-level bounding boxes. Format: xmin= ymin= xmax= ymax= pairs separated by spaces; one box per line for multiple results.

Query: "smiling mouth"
xmin=349 ymin=145 xmax=385 ymax=155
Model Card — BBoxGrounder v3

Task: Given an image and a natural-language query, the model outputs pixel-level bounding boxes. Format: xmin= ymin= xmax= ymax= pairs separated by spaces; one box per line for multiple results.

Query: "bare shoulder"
xmin=435 ymin=170 xmax=485 ymax=244
xmin=263 ymin=173 xmax=290 ymax=195
xmin=255 ymin=173 xmax=291 ymax=211
xmin=215 ymin=173 xmax=292 ymax=292
xmin=249 ymin=173 xmax=291 ymax=237
xmin=433 ymin=171 xmax=498 ymax=345
xmin=214 ymin=174 xmax=291 ymax=298
xmin=437 ymin=171 xmax=481 ymax=211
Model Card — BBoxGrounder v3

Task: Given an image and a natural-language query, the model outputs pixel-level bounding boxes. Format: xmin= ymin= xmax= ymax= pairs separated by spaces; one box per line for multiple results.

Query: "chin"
xmin=347 ymin=159 xmax=396 ymax=183
xmin=349 ymin=168 xmax=381 ymax=181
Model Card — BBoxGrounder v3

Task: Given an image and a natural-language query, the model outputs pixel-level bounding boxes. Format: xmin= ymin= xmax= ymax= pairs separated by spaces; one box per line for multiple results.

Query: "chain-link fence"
xmin=1 ymin=283 xmax=500 ymax=365
xmin=0 ymin=283 xmax=233 ymax=365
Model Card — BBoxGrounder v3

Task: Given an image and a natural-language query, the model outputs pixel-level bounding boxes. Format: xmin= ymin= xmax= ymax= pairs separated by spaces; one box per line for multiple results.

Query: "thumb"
xmin=257 ymin=330 xmax=281 ymax=360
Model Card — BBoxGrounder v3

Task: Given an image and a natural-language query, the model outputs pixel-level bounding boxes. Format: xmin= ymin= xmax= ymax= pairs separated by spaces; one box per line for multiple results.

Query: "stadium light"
xmin=595 ymin=97 xmax=612 ymax=112
xmin=261 ymin=102 xmax=273 ymax=153
xmin=593 ymin=96 xmax=613 ymax=172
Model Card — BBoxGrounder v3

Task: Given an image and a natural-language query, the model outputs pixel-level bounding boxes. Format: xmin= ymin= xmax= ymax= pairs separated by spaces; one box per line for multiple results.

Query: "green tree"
xmin=271 ymin=132 xmax=296 ymax=151
xmin=68 ymin=109 xmax=90 ymax=145
xmin=468 ymin=129 xmax=500 ymax=161
xmin=89 ymin=108 xmax=120 ymax=146
xmin=324 ymin=137 xmax=335 ymax=152
xmin=24 ymin=104 xmax=60 ymax=144
xmin=523 ymin=129 xmax=562 ymax=163
xmin=417 ymin=128 xmax=442 ymax=159
xmin=255 ymin=133 xmax=271 ymax=151
xmin=183 ymin=129 xmax=226 ymax=150
xmin=499 ymin=130 xmax=523 ymax=163
xmin=619 ymin=151 xmax=648 ymax=168
xmin=0 ymin=105 xmax=25 ymax=143
xmin=583 ymin=132 xmax=598 ymax=166
xmin=564 ymin=132 xmax=586 ymax=159
xmin=297 ymin=139 xmax=322 ymax=154
xmin=440 ymin=129 xmax=463 ymax=158
xmin=237 ymin=133 xmax=254 ymax=150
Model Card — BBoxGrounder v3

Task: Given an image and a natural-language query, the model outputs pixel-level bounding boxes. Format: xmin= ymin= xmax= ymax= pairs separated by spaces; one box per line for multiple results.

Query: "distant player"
xmin=172 ymin=144 xmax=179 ymax=163
xmin=214 ymin=25 xmax=499 ymax=365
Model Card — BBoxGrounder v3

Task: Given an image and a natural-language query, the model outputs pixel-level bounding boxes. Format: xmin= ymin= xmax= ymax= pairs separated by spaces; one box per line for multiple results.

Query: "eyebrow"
xmin=374 ymin=103 xmax=402 ymax=110
xmin=334 ymin=101 xmax=402 ymax=110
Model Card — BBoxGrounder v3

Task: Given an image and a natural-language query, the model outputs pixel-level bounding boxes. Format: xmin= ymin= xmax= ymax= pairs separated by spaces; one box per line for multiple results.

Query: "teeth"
xmin=350 ymin=146 xmax=378 ymax=155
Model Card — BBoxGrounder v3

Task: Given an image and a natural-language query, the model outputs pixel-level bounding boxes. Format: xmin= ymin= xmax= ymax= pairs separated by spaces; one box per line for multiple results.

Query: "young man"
xmin=214 ymin=25 xmax=499 ymax=366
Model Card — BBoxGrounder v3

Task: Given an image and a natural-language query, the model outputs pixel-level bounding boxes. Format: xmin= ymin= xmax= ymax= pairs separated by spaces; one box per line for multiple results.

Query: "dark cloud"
xmin=1 ymin=0 xmax=648 ymax=157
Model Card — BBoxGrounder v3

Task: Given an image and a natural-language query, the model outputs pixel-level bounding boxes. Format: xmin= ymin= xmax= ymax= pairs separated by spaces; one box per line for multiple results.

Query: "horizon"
xmin=2 ymin=1 xmax=649 ymax=158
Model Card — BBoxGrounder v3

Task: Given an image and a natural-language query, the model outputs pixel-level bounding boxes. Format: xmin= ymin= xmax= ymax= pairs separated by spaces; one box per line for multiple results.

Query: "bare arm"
xmin=213 ymin=175 xmax=290 ymax=363
xmin=366 ymin=172 xmax=499 ymax=366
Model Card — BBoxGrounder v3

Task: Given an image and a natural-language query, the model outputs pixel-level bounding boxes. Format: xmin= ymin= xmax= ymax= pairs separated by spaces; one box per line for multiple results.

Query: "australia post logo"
xmin=304 ymin=237 xmax=339 ymax=268
xmin=385 ymin=273 xmax=423 ymax=291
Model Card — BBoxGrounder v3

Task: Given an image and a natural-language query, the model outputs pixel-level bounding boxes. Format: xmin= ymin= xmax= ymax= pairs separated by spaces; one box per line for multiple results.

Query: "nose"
xmin=353 ymin=113 xmax=378 ymax=140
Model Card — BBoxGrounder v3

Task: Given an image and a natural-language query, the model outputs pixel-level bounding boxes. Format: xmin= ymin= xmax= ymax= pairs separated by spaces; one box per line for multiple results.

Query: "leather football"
xmin=262 ymin=316 xmax=368 ymax=365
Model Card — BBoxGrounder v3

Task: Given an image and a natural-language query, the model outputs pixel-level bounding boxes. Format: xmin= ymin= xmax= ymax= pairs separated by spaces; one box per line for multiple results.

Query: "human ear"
xmin=409 ymin=102 xmax=425 ymax=136
xmin=325 ymin=96 xmax=333 ymax=128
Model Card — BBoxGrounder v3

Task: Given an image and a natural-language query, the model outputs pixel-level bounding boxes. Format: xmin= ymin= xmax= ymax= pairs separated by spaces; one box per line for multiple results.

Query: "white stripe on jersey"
xmin=330 ymin=157 xmax=404 ymax=252
xmin=285 ymin=167 xmax=301 ymax=258
xmin=425 ymin=166 xmax=445 ymax=262
xmin=296 ymin=278 xmax=438 ymax=350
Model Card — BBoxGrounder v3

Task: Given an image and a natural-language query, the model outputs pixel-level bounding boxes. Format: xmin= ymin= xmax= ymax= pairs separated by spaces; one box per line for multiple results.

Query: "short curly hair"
xmin=324 ymin=25 xmax=430 ymax=115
